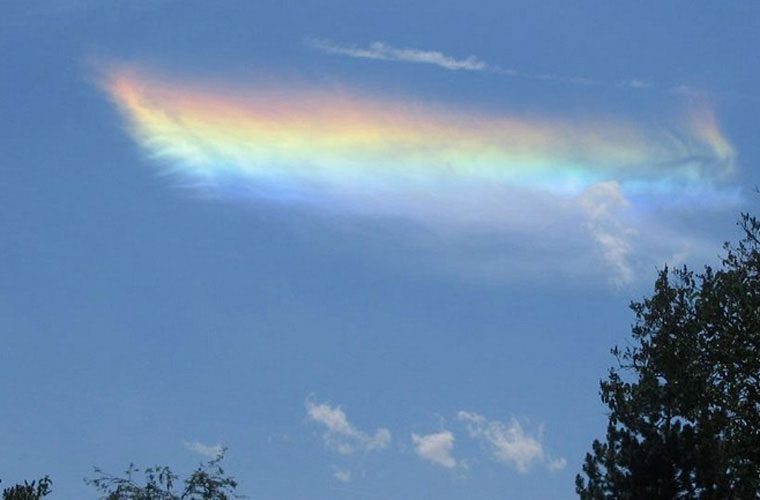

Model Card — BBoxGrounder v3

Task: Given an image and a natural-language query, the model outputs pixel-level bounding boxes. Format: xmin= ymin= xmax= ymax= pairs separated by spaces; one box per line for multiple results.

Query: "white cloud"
xmin=307 ymin=38 xmax=760 ymax=104
xmin=183 ymin=441 xmax=224 ymax=459
xmin=621 ymin=79 xmax=652 ymax=89
xmin=306 ymin=38 xmax=677 ymax=94
xmin=306 ymin=399 xmax=391 ymax=455
xmin=579 ymin=181 xmax=636 ymax=286
xmin=458 ymin=411 xmax=558 ymax=473
xmin=671 ymin=84 xmax=702 ymax=96
xmin=547 ymin=456 xmax=568 ymax=472
xmin=332 ymin=467 xmax=352 ymax=483
xmin=411 ymin=431 xmax=458 ymax=468
xmin=307 ymin=38 xmax=489 ymax=72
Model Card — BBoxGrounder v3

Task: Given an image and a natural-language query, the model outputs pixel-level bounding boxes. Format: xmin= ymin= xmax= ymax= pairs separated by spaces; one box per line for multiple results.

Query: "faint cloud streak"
xmin=306 ymin=38 xmax=490 ymax=72
xmin=307 ymin=37 xmax=760 ymax=102
xmin=307 ymin=38 xmax=647 ymax=90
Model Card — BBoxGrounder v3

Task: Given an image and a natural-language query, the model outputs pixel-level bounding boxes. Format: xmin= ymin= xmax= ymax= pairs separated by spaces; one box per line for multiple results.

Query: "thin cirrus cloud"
xmin=306 ymin=38 xmax=667 ymax=90
xmin=101 ymin=62 xmax=738 ymax=285
xmin=411 ymin=431 xmax=458 ymax=469
xmin=306 ymin=38 xmax=491 ymax=72
xmin=305 ymin=399 xmax=391 ymax=455
xmin=307 ymin=38 xmax=760 ymax=100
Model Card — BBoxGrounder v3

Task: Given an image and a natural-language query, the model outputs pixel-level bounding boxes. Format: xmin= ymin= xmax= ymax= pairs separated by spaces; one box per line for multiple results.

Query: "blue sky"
xmin=2 ymin=1 xmax=760 ymax=498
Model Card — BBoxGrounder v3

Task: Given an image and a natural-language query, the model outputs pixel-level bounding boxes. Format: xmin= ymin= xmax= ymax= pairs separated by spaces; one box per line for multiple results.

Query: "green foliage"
xmin=86 ymin=449 xmax=240 ymax=500
xmin=576 ymin=213 xmax=760 ymax=499
xmin=1 ymin=477 xmax=52 ymax=500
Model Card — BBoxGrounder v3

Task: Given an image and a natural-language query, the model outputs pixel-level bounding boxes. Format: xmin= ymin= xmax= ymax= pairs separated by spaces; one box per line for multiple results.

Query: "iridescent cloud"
xmin=101 ymin=63 xmax=739 ymax=284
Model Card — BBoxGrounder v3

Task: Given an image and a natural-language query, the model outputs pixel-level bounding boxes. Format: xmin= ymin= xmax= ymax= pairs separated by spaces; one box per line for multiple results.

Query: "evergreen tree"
xmin=577 ymin=213 xmax=760 ymax=499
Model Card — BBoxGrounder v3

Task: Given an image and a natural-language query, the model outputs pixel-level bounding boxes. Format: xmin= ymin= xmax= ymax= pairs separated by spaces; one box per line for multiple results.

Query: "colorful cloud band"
xmin=104 ymin=66 xmax=734 ymax=203
xmin=101 ymin=64 xmax=739 ymax=283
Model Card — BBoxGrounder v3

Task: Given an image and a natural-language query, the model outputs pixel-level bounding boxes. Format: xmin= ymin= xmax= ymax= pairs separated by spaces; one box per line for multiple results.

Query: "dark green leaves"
xmin=1 ymin=477 xmax=52 ymax=500
xmin=577 ymin=213 xmax=760 ymax=499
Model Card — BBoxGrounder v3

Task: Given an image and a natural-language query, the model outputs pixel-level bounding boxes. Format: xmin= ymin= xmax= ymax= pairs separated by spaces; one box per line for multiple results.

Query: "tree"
xmin=1 ymin=477 xmax=52 ymax=500
xmin=86 ymin=449 xmax=240 ymax=499
xmin=576 ymin=212 xmax=760 ymax=499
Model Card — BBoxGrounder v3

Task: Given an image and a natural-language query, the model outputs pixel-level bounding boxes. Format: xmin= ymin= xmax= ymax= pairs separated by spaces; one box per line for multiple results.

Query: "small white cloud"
xmin=565 ymin=76 xmax=600 ymax=86
xmin=306 ymin=398 xmax=391 ymax=455
xmin=411 ymin=431 xmax=458 ymax=468
xmin=332 ymin=467 xmax=352 ymax=483
xmin=547 ymin=456 xmax=568 ymax=472
xmin=671 ymin=84 xmax=702 ymax=96
xmin=624 ymin=79 xmax=652 ymax=89
xmin=183 ymin=441 xmax=224 ymax=459
xmin=307 ymin=38 xmax=490 ymax=72
xmin=457 ymin=411 xmax=545 ymax=473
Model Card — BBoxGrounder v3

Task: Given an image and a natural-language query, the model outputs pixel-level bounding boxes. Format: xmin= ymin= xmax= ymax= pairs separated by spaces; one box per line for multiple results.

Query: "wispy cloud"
xmin=458 ymin=411 xmax=563 ymax=473
xmin=304 ymin=404 xmax=568 ymax=479
xmin=306 ymin=398 xmax=391 ymax=455
xmin=307 ymin=38 xmax=760 ymax=101
xmin=183 ymin=441 xmax=224 ymax=459
xmin=579 ymin=181 xmax=636 ymax=286
xmin=305 ymin=38 xmax=633 ymax=88
xmin=332 ymin=466 xmax=352 ymax=483
xmin=306 ymin=38 xmax=490 ymax=72
xmin=621 ymin=79 xmax=652 ymax=89
xmin=547 ymin=457 xmax=568 ymax=472
xmin=411 ymin=431 xmax=458 ymax=468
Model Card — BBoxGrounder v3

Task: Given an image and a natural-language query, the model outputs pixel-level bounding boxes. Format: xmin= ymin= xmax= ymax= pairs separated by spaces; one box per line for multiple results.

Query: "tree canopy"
xmin=85 ymin=450 xmax=239 ymax=500
xmin=576 ymin=213 xmax=760 ymax=499
xmin=1 ymin=477 xmax=52 ymax=500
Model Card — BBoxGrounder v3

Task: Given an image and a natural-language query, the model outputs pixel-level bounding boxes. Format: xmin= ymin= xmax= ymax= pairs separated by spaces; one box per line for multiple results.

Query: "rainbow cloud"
xmin=102 ymin=64 xmax=738 ymax=284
